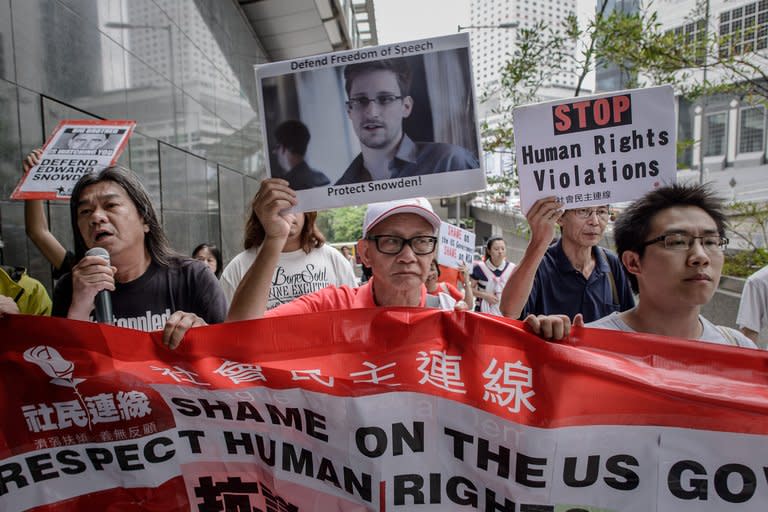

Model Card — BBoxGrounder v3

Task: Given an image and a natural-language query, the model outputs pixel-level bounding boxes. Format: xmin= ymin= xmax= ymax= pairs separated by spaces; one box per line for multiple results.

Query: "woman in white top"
xmin=470 ymin=237 xmax=515 ymax=316
xmin=221 ymin=188 xmax=357 ymax=309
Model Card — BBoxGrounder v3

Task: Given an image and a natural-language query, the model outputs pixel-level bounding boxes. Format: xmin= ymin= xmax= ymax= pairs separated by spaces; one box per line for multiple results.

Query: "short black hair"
xmin=614 ymin=183 xmax=727 ymax=293
xmin=192 ymin=243 xmax=223 ymax=278
xmin=344 ymin=59 xmax=412 ymax=97
xmin=274 ymin=120 xmax=310 ymax=156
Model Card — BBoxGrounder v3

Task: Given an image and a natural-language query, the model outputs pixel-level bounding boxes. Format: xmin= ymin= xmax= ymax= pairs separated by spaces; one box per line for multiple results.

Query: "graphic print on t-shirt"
xmin=269 ymin=263 xmax=331 ymax=308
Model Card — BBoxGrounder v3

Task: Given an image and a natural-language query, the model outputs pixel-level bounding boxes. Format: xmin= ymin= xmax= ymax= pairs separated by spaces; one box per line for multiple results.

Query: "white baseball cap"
xmin=362 ymin=197 xmax=441 ymax=238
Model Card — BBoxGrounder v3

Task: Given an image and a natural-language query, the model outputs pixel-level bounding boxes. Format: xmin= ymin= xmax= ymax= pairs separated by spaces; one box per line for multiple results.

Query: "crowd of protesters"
xmin=4 ymin=142 xmax=766 ymax=351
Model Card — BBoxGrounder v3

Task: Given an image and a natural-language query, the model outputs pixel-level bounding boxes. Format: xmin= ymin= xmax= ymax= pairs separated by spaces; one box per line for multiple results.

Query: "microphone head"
xmin=85 ymin=247 xmax=110 ymax=264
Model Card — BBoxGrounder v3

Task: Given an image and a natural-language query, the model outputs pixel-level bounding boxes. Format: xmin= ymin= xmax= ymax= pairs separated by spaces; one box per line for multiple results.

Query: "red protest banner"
xmin=1 ymin=310 xmax=766 ymax=511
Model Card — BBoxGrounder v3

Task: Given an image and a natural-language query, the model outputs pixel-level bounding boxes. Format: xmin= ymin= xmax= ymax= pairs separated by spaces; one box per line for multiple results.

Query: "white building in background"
xmin=469 ymin=0 xmax=585 ymax=98
xmin=655 ymin=0 xmax=766 ymax=173
xmin=467 ymin=0 xmax=593 ymax=177
xmin=596 ymin=0 xmax=767 ymax=178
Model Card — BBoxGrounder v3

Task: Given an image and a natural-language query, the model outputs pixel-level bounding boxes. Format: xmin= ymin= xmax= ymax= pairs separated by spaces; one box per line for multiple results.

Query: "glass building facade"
xmin=0 ymin=0 xmax=269 ymax=292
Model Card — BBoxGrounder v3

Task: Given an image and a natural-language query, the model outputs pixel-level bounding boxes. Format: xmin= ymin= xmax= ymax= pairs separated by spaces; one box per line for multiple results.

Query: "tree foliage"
xmin=482 ymin=0 xmax=768 ymax=156
xmin=720 ymin=201 xmax=768 ymax=277
xmin=727 ymin=201 xmax=768 ymax=250
xmin=316 ymin=206 xmax=366 ymax=243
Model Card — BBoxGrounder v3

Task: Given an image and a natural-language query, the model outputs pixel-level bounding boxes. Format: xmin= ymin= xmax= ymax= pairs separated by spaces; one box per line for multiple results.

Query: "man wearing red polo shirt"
xmin=227 ymin=180 xmax=574 ymax=340
xmin=226 ymin=180 xmax=458 ymax=320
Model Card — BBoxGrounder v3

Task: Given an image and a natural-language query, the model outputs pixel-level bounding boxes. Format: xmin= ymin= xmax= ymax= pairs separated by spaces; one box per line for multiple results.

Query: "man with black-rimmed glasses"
xmin=228 ymin=180 xmax=581 ymax=340
xmin=334 ymin=59 xmax=478 ymax=186
xmin=226 ymin=182 xmax=461 ymax=320
xmin=587 ymin=183 xmax=757 ymax=347
xmin=500 ymin=198 xmax=634 ymax=323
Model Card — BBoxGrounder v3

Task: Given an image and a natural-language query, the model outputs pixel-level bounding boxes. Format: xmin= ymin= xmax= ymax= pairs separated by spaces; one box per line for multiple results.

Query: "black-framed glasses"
xmin=346 ymin=95 xmax=403 ymax=111
xmin=570 ymin=207 xmax=611 ymax=221
xmin=366 ymin=235 xmax=437 ymax=255
xmin=642 ymin=233 xmax=729 ymax=252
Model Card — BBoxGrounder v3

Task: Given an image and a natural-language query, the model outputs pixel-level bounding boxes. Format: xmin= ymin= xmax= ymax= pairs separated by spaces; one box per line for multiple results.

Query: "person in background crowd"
xmin=360 ymin=264 xmax=373 ymax=284
xmin=51 ymin=166 xmax=226 ymax=348
xmin=580 ymin=184 xmax=756 ymax=348
xmin=471 ymin=237 xmax=514 ymax=316
xmin=736 ymin=264 xmax=768 ymax=345
xmin=0 ymin=264 xmax=51 ymax=316
xmin=340 ymin=245 xmax=356 ymax=266
xmin=193 ymin=243 xmax=222 ymax=279
xmin=437 ymin=263 xmax=460 ymax=290
xmin=426 ymin=259 xmax=473 ymax=310
xmin=220 ymin=180 xmax=356 ymax=309
xmin=23 ymin=149 xmax=75 ymax=278
xmin=500 ymin=198 xmax=634 ymax=323
xmin=271 ymin=120 xmax=330 ymax=190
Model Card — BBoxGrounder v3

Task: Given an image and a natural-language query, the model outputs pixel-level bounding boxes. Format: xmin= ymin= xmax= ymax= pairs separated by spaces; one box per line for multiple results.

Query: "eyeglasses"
xmin=346 ymin=95 xmax=403 ymax=111
xmin=570 ymin=207 xmax=611 ymax=220
xmin=366 ymin=235 xmax=437 ymax=255
xmin=641 ymin=233 xmax=729 ymax=252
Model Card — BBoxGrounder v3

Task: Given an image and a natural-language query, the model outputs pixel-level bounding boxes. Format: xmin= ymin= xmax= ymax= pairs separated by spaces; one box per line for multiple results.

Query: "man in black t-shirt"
xmin=52 ymin=166 xmax=226 ymax=348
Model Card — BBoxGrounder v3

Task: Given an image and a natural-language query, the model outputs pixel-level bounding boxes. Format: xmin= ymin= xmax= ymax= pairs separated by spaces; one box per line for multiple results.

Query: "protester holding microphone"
xmin=51 ymin=166 xmax=226 ymax=348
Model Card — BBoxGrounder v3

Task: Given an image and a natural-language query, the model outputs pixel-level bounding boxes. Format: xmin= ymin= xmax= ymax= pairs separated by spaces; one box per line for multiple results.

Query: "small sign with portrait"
xmin=254 ymin=33 xmax=485 ymax=212
xmin=12 ymin=119 xmax=135 ymax=200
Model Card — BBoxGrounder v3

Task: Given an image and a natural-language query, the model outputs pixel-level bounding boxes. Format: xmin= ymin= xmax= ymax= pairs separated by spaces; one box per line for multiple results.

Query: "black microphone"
xmin=85 ymin=247 xmax=114 ymax=325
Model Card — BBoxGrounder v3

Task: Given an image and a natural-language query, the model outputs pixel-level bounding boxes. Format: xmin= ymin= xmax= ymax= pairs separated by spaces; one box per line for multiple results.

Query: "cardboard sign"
xmin=255 ymin=33 xmax=485 ymax=211
xmin=514 ymin=86 xmax=676 ymax=214
xmin=1 ymin=311 xmax=767 ymax=511
xmin=437 ymin=221 xmax=475 ymax=268
xmin=12 ymin=120 xmax=135 ymax=200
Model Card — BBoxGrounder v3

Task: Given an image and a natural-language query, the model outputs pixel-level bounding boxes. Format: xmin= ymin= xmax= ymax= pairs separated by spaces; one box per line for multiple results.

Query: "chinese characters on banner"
xmin=1 ymin=311 xmax=767 ymax=511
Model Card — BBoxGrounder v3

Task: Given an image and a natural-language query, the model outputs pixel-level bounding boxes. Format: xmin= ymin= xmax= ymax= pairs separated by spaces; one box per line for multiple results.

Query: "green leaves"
xmin=317 ymin=206 xmax=366 ymax=243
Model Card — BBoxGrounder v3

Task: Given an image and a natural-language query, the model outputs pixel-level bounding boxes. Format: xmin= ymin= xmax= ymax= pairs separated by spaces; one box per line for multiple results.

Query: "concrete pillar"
xmin=727 ymin=99 xmax=739 ymax=164
xmin=693 ymin=105 xmax=703 ymax=168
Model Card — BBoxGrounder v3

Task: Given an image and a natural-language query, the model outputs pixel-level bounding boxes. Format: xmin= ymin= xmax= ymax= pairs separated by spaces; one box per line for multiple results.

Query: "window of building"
xmin=670 ymin=19 xmax=707 ymax=65
xmin=719 ymin=0 xmax=768 ymax=57
xmin=739 ymin=106 xmax=765 ymax=153
xmin=704 ymin=112 xmax=727 ymax=156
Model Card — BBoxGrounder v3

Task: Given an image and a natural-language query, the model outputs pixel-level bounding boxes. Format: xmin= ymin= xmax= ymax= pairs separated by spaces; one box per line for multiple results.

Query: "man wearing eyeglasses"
xmin=334 ymin=59 xmax=478 ymax=186
xmin=500 ymin=198 xmax=634 ymax=323
xmin=228 ymin=180 xmax=579 ymax=339
xmin=226 ymin=180 xmax=460 ymax=321
xmin=586 ymin=183 xmax=757 ymax=347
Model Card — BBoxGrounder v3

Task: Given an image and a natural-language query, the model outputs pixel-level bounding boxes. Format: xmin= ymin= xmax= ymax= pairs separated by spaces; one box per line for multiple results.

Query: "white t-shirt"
xmin=736 ymin=265 xmax=768 ymax=337
xmin=588 ymin=312 xmax=759 ymax=349
xmin=221 ymin=244 xmax=358 ymax=309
